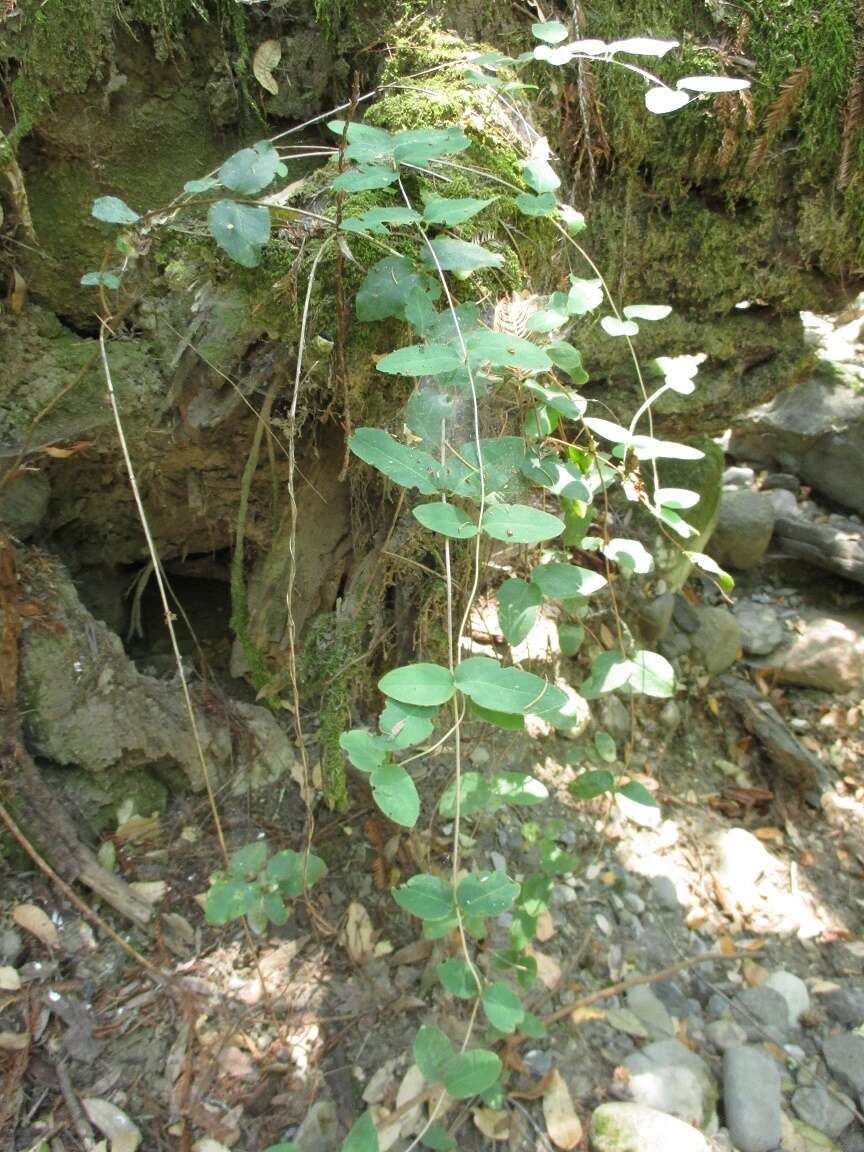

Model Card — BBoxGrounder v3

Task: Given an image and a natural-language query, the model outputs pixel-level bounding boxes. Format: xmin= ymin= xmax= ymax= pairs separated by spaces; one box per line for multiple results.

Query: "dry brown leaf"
xmin=755 ymin=826 xmax=784 ymax=843
xmin=473 ymin=1107 xmax=510 ymax=1140
xmin=570 ymin=1005 xmax=606 ymax=1025
xmin=82 ymin=1098 xmax=142 ymax=1152
xmin=543 ymin=1069 xmax=583 ymax=1150
xmin=535 ymin=908 xmax=555 ymax=942
xmin=8 ymin=267 xmax=26 ymax=314
xmin=0 ymin=965 xmax=21 ymax=991
xmin=42 ymin=440 xmax=94 ymax=459
xmin=344 ymin=901 xmax=374 ymax=964
xmin=253 ymin=39 xmax=281 ymax=95
xmin=116 ymin=813 xmax=160 ymax=844
xmin=0 ymin=1030 xmax=30 ymax=1050
xmin=528 ymin=946 xmax=562 ymax=991
xmin=392 ymin=939 xmax=434 ymax=965
xmin=396 ymin=1063 xmax=426 ymax=1136
xmin=129 ymin=881 xmax=167 ymax=906
xmin=13 ymin=903 xmax=58 ymax=947
xmin=718 ymin=935 xmax=738 ymax=956
xmin=742 ymin=958 xmax=768 ymax=986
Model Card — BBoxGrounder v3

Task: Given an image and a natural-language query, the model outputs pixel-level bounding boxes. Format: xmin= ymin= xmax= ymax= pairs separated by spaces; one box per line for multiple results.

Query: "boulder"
xmin=730 ymin=375 xmax=864 ymax=516
xmin=589 ymin=1102 xmax=708 ymax=1152
xmin=707 ymin=489 xmax=775 ymax=570
xmin=624 ymin=1038 xmax=717 ymax=1129
xmin=0 ymin=471 xmax=51 ymax=540
xmin=822 ymin=1032 xmax=864 ymax=1097
xmin=723 ymin=1046 xmax=782 ymax=1152
xmin=690 ymin=607 xmax=741 ymax=674
xmin=734 ymin=601 xmax=784 ymax=656
xmin=761 ymin=610 xmax=864 ymax=693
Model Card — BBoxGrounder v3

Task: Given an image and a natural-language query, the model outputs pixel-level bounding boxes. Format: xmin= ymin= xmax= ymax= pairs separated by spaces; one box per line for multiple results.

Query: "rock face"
xmin=588 ymin=1102 xmax=708 ymax=1152
xmin=761 ymin=610 xmax=864 ymax=693
xmin=730 ymin=376 xmax=864 ymax=516
xmin=18 ymin=553 xmax=294 ymax=804
xmin=707 ymin=490 xmax=775 ymax=570
xmin=723 ymin=1046 xmax=782 ymax=1152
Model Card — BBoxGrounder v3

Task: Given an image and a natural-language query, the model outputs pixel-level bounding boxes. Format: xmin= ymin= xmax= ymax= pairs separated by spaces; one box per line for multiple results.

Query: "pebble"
xmin=659 ymin=699 xmax=681 ymax=731
xmin=765 ymin=969 xmax=810 ymax=1025
xmin=822 ymin=1032 xmax=864 ymax=1097
xmin=0 ymin=929 xmax=23 ymax=964
xmin=823 ymin=985 xmax=864 ymax=1028
xmin=733 ymin=986 xmax=791 ymax=1041
xmin=650 ymin=875 xmax=680 ymax=910
xmin=723 ymin=1046 xmax=782 ymax=1152
xmin=792 ymin=1084 xmax=855 ymax=1138
xmin=626 ymin=1039 xmax=717 ymax=1129
xmin=762 ymin=472 xmax=800 ymax=493
xmin=589 ymin=1102 xmax=709 ymax=1152
xmin=626 ymin=987 xmax=676 ymax=1039
xmin=690 ymin=607 xmax=741 ymax=674
xmin=708 ymin=489 xmax=775 ymax=570
xmin=523 ymin=1048 xmax=553 ymax=1077
xmin=706 ymin=1019 xmax=748 ymax=1052
xmin=734 ymin=601 xmax=784 ymax=656
xmin=765 ymin=487 xmax=801 ymax=517
xmin=723 ymin=466 xmax=756 ymax=489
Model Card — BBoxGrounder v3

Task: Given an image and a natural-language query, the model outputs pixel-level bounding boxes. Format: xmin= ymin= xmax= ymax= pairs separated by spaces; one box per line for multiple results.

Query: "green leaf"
xmin=207 ymin=200 xmax=270 ymax=267
xmin=604 ymin=538 xmax=653 ymax=574
xmin=523 ymin=404 xmax=559 ymax=439
xmin=569 ymin=769 xmax=615 ymax=800
xmin=422 ymin=237 xmax=504 ymax=272
xmin=263 ymin=1145 xmax=300 ymax=1152
xmin=532 ymin=19 xmax=568 ymax=43
xmin=80 ymin=271 xmax=120 ymax=289
xmin=438 ymin=773 xmax=493 ymax=818
xmin=262 ymin=891 xmax=290 ymax=925
xmin=626 ymin=650 xmax=675 ymax=697
xmin=421 ymin=1125 xmax=455 ymax=1152
xmin=341 ymin=206 xmax=421 ymax=235
xmin=559 ymin=622 xmax=585 ymax=656
xmin=369 ymin=763 xmax=420 ymax=827
xmin=394 ymin=874 xmax=454 ymax=920
xmin=617 ymin=780 xmax=659 ymax=807
xmin=219 ymin=140 xmax=281 ymax=194
xmin=205 ymin=878 xmax=256 ymax=925
xmin=423 ymin=195 xmax=496 ymax=225
xmin=356 ymin=256 xmax=440 ymax=322
xmin=229 ymin=841 xmax=268 ymax=878
xmin=490 ymin=771 xmax=548 ymax=805
xmin=265 ymin=849 xmax=326 ymax=897
xmin=483 ymin=504 xmax=565 ymax=544
xmin=594 ymin=730 xmax=617 ymax=762
xmin=581 ymin=651 xmax=633 ymax=698
xmin=440 ymin=438 xmax=528 ymax=501
xmin=183 ymin=175 xmax=219 ymax=195
xmin=247 ymin=897 xmax=268 ymax=935
xmin=379 ymin=662 xmax=455 ymax=706
xmin=457 ymin=870 xmax=520 ymax=917
xmin=521 ymin=157 xmax=560 ymax=194
xmin=376 ymin=343 xmax=464 ymax=377
xmin=525 ymin=306 xmax=569 ymax=333
xmin=629 ymin=435 xmax=705 ymax=461
xmin=328 ymin=120 xmax=394 ymax=162
xmin=379 ymin=699 xmax=436 ymax=749
xmin=516 ymin=191 xmax=556 ymax=216
xmin=567 ymin=278 xmax=604 ymax=315
xmin=92 ymin=196 xmax=139 ymax=224
xmin=348 ymin=428 xmax=441 ymax=495
xmin=521 ymin=1012 xmax=548 ymax=1039
xmin=540 ymin=840 xmax=579 ymax=875
xmin=466 ymin=330 xmax=552 ymax=372
xmin=655 ymin=487 xmax=700 ymax=510
xmin=583 ymin=416 xmax=631 ymax=444
xmin=497 ymin=577 xmax=542 ymax=645
xmin=443 ymin=1050 xmax=502 ymax=1099
xmin=523 ymin=382 xmax=586 ymax=421
xmin=531 ymin=562 xmax=606 ymax=599
xmin=437 ymin=957 xmax=481 ymax=998
xmin=333 ymin=165 xmax=398 ymax=192
xmin=455 ymin=656 xmax=566 ymax=715
xmin=413 ymin=502 xmax=478 ymax=539
xmin=393 ymin=126 xmax=471 ymax=164
xmin=482 ymin=982 xmax=524 ymax=1032
xmin=415 ymin=1026 xmax=455 ymax=1082
xmin=467 ymin=700 xmax=525 ymax=730
xmin=547 ymin=341 xmax=589 ymax=384
xmin=686 ymin=551 xmax=734 ymax=592
xmin=342 ymin=1111 xmax=380 ymax=1152
xmin=339 ymin=729 xmax=387 ymax=773
xmin=559 ymin=204 xmax=586 ymax=234
xmin=623 ymin=303 xmax=672 ymax=321
xmin=601 ymin=315 xmax=639 ymax=337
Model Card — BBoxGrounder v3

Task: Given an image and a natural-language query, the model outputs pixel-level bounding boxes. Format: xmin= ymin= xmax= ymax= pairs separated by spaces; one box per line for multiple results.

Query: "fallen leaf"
xmin=82 ymin=1098 xmax=142 ymax=1152
xmin=363 ymin=1060 xmax=397 ymax=1104
xmin=570 ymin=1005 xmax=606 ymax=1025
xmin=718 ymin=936 xmax=738 ymax=956
xmin=0 ymin=966 xmax=21 ymax=991
xmin=129 ymin=881 xmax=167 ymax=906
xmin=474 ymin=1107 xmax=510 ymax=1140
xmin=396 ymin=1063 xmax=426 ymax=1136
xmin=392 ymin=939 xmax=433 ymax=964
xmin=0 ymin=1031 xmax=30 ymax=1050
xmin=535 ymin=908 xmax=555 ymax=942
xmin=42 ymin=440 xmax=94 ymax=459
xmin=252 ymin=39 xmax=281 ymax=95
xmin=754 ymin=826 xmax=784 ymax=843
xmin=7 ymin=267 xmax=26 ymax=314
xmin=344 ymin=901 xmax=374 ymax=964
xmin=528 ymin=947 xmax=562 ymax=991
xmin=606 ymin=1007 xmax=648 ymax=1038
xmin=742 ymin=959 xmax=768 ymax=986
xmin=116 ymin=813 xmax=160 ymax=844
xmin=543 ymin=1069 xmax=583 ymax=1150
xmin=13 ymin=904 xmax=58 ymax=947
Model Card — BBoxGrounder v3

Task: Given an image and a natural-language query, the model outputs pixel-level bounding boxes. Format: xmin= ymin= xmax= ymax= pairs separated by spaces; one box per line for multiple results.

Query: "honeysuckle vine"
xmin=83 ymin=21 xmax=747 ymax=1152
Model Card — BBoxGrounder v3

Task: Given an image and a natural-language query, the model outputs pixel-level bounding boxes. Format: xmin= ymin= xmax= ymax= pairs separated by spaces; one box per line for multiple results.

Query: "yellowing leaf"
xmin=344 ymin=901 xmax=375 ymax=964
xmin=0 ymin=966 xmax=21 ymax=991
xmin=570 ymin=1005 xmax=606 ymax=1025
xmin=82 ymin=1099 xmax=142 ymax=1152
xmin=252 ymin=39 xmax=281 ymax=95
xmin=543 ymin=1069 xmax=583 ymax=1150
xmin=473 ymin=1107 xmax=510 ymax=1139
xmin=13 ymin=904 xmax=58 ymax=947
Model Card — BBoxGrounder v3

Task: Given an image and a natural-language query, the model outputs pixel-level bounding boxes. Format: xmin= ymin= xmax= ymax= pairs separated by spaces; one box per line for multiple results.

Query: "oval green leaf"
xmin=482 ymin=504 xmax=565 ymax=544
xmin=482 ymin=982 xmax=524 ymax=1033
xmin=379 ymin=663 xmax=455 ymax=706
xmin=413 ymin=502 xmax=478 ymax=539
xmin=369 ymin=763 xmax=420 ymax=827
xmin=443 ymin=1049 xmax=502 ymax=1099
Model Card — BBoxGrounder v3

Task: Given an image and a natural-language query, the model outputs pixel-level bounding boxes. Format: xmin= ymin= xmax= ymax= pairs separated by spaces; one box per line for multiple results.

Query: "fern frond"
xmin=747 ymin=66 xmax=811 ymax=177
xmin=838 ymin=33 xmax=864 ymax=189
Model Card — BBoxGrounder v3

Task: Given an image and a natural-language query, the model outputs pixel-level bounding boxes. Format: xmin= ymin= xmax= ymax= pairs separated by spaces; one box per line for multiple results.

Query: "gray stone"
xmin=734 ymin=601 xmax=784 ymax=656
xmin=706 ymin=1019 xmax=748 ymax=1052
xmin=765 ymin=487 xmax=801 ymax=517
xmin=732 ymin=986 xmax=791 ymax=1041
xmin=651 ymin=875 xmax=680 ymax=909
xmin=762 ymin=610 xmax=864 ymax=694
xmin=823 ymin=985 xmax=864 ymax=1028
xmin=792 ymin=1085 xmax=855 ymax=1138
xmin=659 ymin=700 xmax=682 ymax=731
xmin=0 ymin=470 xmax=50 ymax=539
xmin=589 ymin=1102 xmax=709 ymax=1152
xmin=723 ymin=466 xmax=756 ymax=489
xmin=765 ymin=970 xmax=810 ymax=1025
xmin=723 ymin=1046 xmax=782 ymax=1152
xmin=730 ymin=376 xmax=864 ymax=516
xmin=297 ymin=1099 xmax=341 ymax=1152
xmin=823 ymin=1033 xmax=864 ymax=1097
xmin=626 ymin=1040 xmax=717 ymax=1129
xmin=637 ymin=593 xmax=675 ymax=645
xmin=626 ymin=986 xmax=677 ymax=1039
xmin=600 ymin=694 xmax=631 ymax=742
xmin=0 ymin=929 xmax=22 ymax=964
xmin=762 ymin=473 xmax=800 ymax=493
xmin=708 ymin=489 xmax=775 ymax=570
xmin=673 ymin=595 xmax=700 ymax=633
xmin=691 ymin=607 xmax=741 ymax=674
